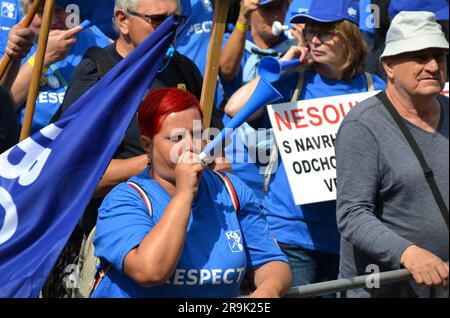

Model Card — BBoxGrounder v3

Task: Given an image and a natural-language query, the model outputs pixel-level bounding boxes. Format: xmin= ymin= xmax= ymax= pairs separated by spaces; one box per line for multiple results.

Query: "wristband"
xmin=27 ymin=55 xmax=48 ymax=74
xmin=235 ymin=22 xmax=249 ymax=32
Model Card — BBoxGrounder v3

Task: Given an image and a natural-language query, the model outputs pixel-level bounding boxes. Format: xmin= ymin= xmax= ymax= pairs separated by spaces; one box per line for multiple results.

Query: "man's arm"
xmin=9 ymin=27 xmax=82 ymax=110
xmin=219 ymin=0 xmax=257 ymax=82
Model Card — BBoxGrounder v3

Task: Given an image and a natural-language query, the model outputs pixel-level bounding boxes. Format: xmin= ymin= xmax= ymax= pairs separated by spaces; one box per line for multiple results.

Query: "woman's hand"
xmin=174 ymin=151 xmax=204 ymax=197
xmin=279 ymin=45 xmax=313 ymax=73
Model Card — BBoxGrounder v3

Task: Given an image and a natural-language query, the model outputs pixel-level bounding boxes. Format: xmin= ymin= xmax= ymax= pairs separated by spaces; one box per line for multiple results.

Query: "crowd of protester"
xmin=0 ymin=0 xmax=448 ymax=298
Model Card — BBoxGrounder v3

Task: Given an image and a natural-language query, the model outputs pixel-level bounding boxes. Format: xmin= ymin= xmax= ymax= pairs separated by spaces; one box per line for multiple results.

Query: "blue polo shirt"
xmin=0 ymin=0 xmax=22 ymax=57
xmin=91 ymin=168 xmax=287 ymax=298
xmin=18 ymin=26 xmax=110 ymax=134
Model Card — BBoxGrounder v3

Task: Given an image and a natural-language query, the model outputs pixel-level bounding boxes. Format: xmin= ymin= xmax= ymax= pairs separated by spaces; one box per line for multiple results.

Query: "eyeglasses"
xmin=302 ymin=27 xmax=338 ymax=43
xmin=126 ymin=9 xmax=187 ymax=27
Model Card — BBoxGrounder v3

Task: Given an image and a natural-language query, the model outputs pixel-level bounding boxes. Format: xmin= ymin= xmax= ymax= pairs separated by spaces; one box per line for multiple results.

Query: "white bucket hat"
xmin=380 ymin=11 xmax=449 ymax=59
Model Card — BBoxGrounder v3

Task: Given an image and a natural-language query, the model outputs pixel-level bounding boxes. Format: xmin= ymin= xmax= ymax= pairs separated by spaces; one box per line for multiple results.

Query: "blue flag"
xmin=0 ymin=17 xmax=177 ymax=298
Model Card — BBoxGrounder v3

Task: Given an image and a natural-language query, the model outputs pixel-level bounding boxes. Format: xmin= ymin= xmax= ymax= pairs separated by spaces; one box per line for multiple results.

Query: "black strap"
xmin=376 ymin=91 xmax=449 ymax=229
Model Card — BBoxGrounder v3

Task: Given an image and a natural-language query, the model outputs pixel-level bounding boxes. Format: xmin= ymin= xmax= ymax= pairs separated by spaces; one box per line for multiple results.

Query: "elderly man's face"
xmin=251 ymin=0 xmax=289 ymax=41
xmin=385 ymin=48 xmax=448 ymax=97
xmin=126 ymin=0 xmax=178 ymax=47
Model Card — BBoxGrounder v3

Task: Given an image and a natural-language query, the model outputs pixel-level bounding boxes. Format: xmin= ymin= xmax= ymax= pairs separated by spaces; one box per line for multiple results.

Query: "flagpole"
xmin=0 ymin=0 xmax=44 ymax=80
xmin=199 ymin=0 xmax=229 ymax=129
xmin=19 ymin=0 xmax=55 ymax=141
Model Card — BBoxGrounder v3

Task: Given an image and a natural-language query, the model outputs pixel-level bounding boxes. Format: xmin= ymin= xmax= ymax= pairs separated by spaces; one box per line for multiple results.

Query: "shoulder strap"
xmin=376 ymin=91 xmax=449 ymax=229
xmin=291 ymin=71 xmax=305 ymax=103
xmin=365 ymin=72 xmax=374 ymax=92
xmin=212 ymin=171 xmax=240 ymax=214
xmin=127 ymin=181 xmax=153 ymax=217
xmin=89 ymin=181 xmax=154 ymax=297
xmin=84 ymin=46 xmax=117 ymax=79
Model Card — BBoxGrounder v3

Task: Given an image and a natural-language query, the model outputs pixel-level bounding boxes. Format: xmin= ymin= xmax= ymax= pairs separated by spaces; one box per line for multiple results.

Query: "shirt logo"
xmin=348 ymin=7 xmax=358 ymax=18
xmin=225 ymin=230 xmax=243 ymax=253
xmin=1 ymin=1 xmax=16 ymax=19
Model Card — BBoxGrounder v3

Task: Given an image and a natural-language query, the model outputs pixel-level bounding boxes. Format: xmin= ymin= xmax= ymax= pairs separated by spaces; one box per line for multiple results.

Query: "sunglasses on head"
xmin=126 ymin=9 xmax=187 ymax=26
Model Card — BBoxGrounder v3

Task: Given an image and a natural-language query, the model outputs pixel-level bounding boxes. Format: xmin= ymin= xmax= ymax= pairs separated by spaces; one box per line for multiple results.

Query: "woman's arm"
xmin=250 ymin=261 xmax=292 ymax=298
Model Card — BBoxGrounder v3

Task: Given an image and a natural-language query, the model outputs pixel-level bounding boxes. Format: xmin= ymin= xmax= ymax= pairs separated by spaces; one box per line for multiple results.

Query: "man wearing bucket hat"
xmin=336 ymin=11 xmax=449 ymax=297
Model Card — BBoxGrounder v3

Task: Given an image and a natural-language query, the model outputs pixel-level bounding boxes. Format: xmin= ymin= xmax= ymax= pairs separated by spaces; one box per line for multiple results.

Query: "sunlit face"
xmin=384 ymin=48 xmax=448 ymax=98
xmin=28 ymin=2 xmax=69 ymax=33
xmin=251 ymin=0 xmax=289 ymax=41
xmin=142 ymin=106 xmax=204 ymax=183
xmin=124 ymin=0 xmax=178 ymax=48
xmin=303 ymin=21 xmax=346 ymax=69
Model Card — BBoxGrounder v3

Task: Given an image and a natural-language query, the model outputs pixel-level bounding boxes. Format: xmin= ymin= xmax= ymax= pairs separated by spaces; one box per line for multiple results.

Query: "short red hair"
xmin=138 ymin=88 xmax=204 ymax=139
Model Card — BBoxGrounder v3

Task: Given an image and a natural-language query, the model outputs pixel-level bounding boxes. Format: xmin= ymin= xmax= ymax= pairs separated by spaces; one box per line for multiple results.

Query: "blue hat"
xmin=290 ymin=0 xmax=359 ymax=25
xmin=389 ymin=0 xmax=449 ymax=21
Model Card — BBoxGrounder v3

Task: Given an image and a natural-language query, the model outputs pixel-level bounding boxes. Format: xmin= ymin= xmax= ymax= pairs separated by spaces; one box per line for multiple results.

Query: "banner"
xmin=0 ymin=18 xmax=177 ymax=297
xmin=267 ymin=91 xmax=379 ymax=205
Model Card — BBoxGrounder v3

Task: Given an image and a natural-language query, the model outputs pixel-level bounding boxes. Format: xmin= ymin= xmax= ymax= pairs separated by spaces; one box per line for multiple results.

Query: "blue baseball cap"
xmin=290 ymin=0 xmax=359 ymax=25
xmin=389 ymin=0 xmax=449 ymax=21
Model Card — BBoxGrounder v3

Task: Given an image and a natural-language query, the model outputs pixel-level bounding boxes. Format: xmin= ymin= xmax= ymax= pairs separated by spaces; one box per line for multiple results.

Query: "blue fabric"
xmin=0 ymin=18 xmax=177 ymax=298
xmin=359 ymin=0 xmax=375 ymax=34
xmin=176 ymin=0 xmax=223 ymax=108
xmin=388 ymin=0 xmax=449 ymax=21
xmin=285 ymin=0 xmax=312 ymax=26
xmin=0 ymin=0 xmax=22 ymax=57
xmin=92 ymin=169 xmax=287 ymax=298
xmin=290 ymin=0 xmax=360 ymax=25
xmin=17 ymin=27 xmax=110 ymax=134
xmin=262 ymin=70 xmax=386 ymax=254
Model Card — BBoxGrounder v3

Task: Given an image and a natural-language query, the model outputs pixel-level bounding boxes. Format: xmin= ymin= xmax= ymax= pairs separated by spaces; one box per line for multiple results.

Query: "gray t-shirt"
xmin=336 ymin=94 xmax=449 ymax=298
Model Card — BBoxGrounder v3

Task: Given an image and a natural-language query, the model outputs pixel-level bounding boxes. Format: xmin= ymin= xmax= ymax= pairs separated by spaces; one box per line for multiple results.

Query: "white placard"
xmin=267 ymin=91 xmax=379 ymax=205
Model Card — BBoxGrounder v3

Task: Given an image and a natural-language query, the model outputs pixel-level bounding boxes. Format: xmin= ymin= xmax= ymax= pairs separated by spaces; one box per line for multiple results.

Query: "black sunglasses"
xmin=126 ymin=9 xmax=187 ymax=26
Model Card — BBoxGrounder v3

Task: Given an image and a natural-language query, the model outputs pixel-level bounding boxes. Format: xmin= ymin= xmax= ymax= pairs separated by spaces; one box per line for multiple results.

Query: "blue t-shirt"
xmin=263 ymin=70 xmax=386 ymax=254
xmin=0 ymin=0 xmax=22 ymax=57
xmin=91 ymin=168 xmax=287 ymax=298
xmin=18 ymin=27 xmax=110 ymax=134
xmin=176 ymin=0 xmax=223 ymax=108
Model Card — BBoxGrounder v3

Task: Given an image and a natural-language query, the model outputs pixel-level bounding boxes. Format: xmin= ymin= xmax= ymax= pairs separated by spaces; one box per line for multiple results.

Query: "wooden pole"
xmin=0 ymin=0 xmax=45 ymax=80
xmin=20 ymin=0 xmax=55 ymax=141
xmin=200 ymin=0 xmax=229 ymax=129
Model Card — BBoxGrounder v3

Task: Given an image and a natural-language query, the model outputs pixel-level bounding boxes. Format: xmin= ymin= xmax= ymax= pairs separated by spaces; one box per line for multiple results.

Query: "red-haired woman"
xmin=90 ymin=88 xmax=292 ymax=298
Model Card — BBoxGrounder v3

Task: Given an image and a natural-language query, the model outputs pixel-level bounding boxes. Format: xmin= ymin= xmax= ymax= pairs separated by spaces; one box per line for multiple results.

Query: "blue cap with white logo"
xmin=389 ymin=0 xmax=449 ymax=21
xmin=290 ymin=0 xmax=359 ymax=25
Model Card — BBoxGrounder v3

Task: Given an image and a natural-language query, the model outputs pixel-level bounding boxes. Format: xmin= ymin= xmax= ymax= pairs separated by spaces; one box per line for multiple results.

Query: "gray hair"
xmin=114 ymin=0 xmax=142 ymax=32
